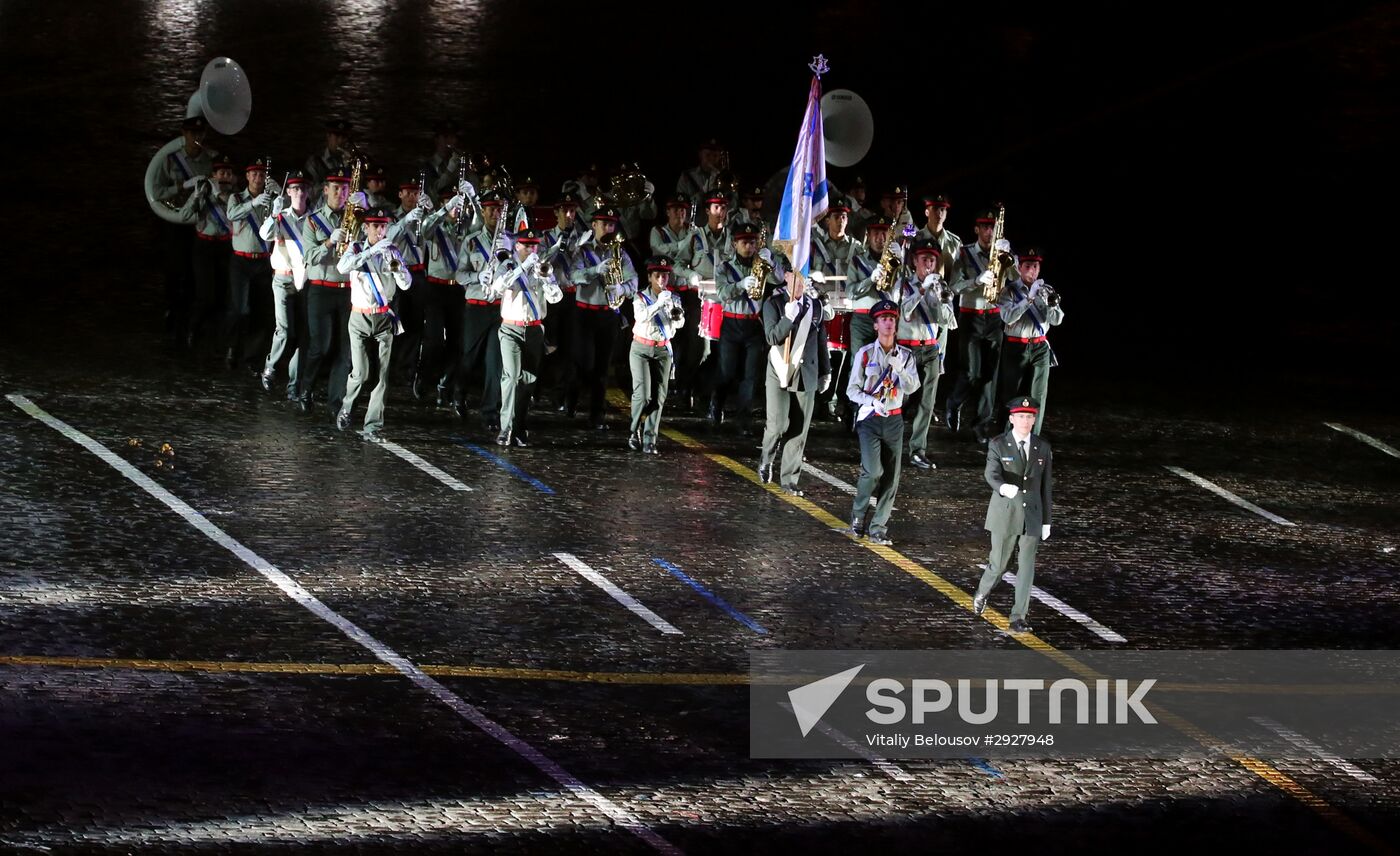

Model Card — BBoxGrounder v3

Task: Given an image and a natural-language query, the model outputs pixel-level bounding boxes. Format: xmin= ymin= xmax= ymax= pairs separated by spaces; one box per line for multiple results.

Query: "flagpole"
xmin=775 ymin=56 xmax=828 ymax=377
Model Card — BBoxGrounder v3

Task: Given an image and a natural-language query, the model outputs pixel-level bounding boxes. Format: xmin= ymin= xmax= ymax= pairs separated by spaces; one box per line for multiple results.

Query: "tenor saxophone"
xmin=336 ymin=155 xmax=365 ymax=256
xmin=982 ymin=204 xmax=1007 ymax=302
xmin=606 ymin=236 xmax=627 ymax=310
xmin=748 ymin=223 xmax=770 ymax=300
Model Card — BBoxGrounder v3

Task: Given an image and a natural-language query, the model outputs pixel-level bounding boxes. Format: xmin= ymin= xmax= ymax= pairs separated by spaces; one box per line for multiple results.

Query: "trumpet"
xmin=1038 ymin=282 xmax=1060 ymax=306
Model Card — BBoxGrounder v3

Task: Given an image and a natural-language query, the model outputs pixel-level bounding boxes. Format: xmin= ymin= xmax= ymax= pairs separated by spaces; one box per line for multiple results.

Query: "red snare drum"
xmin=825 ymin=312 xmax=852 ymax=351
xmin=700 ymin=299 xmax=724 ymax=341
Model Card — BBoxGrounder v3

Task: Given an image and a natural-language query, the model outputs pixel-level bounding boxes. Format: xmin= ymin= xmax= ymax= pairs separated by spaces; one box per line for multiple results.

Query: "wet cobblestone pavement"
xmin=3 ymin=288 xmax=1400 ymax=853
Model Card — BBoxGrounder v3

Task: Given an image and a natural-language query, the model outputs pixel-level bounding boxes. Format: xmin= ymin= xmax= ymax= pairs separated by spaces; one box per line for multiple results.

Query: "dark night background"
xmin=0 ymin=0 xmax=1396 ymax=412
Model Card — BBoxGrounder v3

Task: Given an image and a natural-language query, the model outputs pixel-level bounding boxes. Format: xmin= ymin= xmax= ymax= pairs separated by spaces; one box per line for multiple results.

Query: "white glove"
xmin=1041 ymin=524 xmax=1051 ymax=540
xmin=370 ymin=237 xmax=394 ymax=256
xmin=642 ymin=179 xmax=655 ymax=195
xmin=689 ymin=272 xmax=701 ymax=287
xmin=999 ymin=483 xmax=1020 ymax=499
xmin=454 ymin=268 xmax=477 ymax=286
xmin=403 ymin=206 xmax=424 ymax=224
xmin=740 ymin=275 xmax=758 ymax=292
xmin=445 ymin=194 xmax=466 ymax=214
xmin=271 ymin=195 xmax=285 ymax=217
xmin=654 ymin=288 xmax=672 ymax=305
xmin=784 ymin=300 xmax=802 ymax=320
xmin=871 ymin=266 xmax=888 ymax=288
xmin=805 ymin=283 xmax=822 ymax=301
xmin=758 ymin=248 xmax=773 ymax=264
xmin=921 ymin=273 xmax=942 ymax=290
xmin=417 ymin=192 xmax=435 ymax=211
xmin=810 ymin=270 xmax=827 ymax=285
xmin=873 ymin=400 xmax=890 ymax=418
xmin=328 ymin=228 xmax=345 ymax=245
xmin=889 ymin=241 xmax=905 ymax=262
xmin=521 ymin=253 xmax=540 ymax=272
xmin=818 ymin=374 xmax=832 ymax=394
xmin=348 ymin=191 xmax=369 ymax=209
xmin=976 ymin=269 xmax=996 ymax=287
xmin=265 ymin=179 xmax=282 ymax=198
xmin=458 ymin=179 xmax=477 ymax=202
xmin=993 ymin=238 xmax=1011 ymax=254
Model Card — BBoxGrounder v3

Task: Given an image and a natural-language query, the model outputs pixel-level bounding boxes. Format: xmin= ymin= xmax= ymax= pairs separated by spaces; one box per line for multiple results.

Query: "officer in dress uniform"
xmin=334 ymin=208 xmax=411 ymax=435
xmin=628 ymin=256 xmax=686 ymax=455
xmin=489 ymin=228 xmax=562 ymax=448
xmin=995 ymin=247 xmax=1064 ymax=434
xmin=295 ymin=166 xmax=355 ymax=418
xmin=650 ymin=194 xmax=702 ymax=411
xmin=257 ymin=171 xmax=312 ymax=398
xmin=384 ymin=177 xmax=432 ymax=388
xmin=897 ymin=237 xmax=958 ymax=470
xmin=451 ymin=189 xmax=507 ymax=428
xmin=304 ymin=120 xmax=352 ymax=192
xmin=758 ymin=270 xmax=834 ymax=495
xmin=972 ymin=397 xmax=1053 ymax=634
xmin=178 ymin=152 xmax=237 ymax=355
xmin=713 ymin=222 xmax=781 ymax=435
xmin=418 ymin=184 xmax=474 ymax=407
xmin=569 ymin=204 xmax=638 ymax=430
xmin=153 ymin=115 xmax=215 ymax=347
xmin=846 ymin=300 xmax=921 ymax=546
xmin=542 ymin=195 xmax=584 ymax=413
xmin=947 ymin=207 xmax=1016 ymax=443
xmin=224 ymin=157 xmax=276 ymax=373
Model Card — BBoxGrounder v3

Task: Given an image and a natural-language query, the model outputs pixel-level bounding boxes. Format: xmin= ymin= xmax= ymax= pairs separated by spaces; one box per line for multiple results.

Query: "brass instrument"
xmin=982 ymin=204 xmax=1007 ymax=302
xmin=1039 ymin=282 xmax=1060 ymax=306
xmin=336 ymin=155 xmax=365 ymax=256
xmin=875 ymin=222 xmax=915 ymax=290
xmin=748 ymin=223 xmax=771 ymax=301
xmin=605 ymin=234 xmax=627 ymax=309
xmin=609 ymin=163 xmax=651 ymax=207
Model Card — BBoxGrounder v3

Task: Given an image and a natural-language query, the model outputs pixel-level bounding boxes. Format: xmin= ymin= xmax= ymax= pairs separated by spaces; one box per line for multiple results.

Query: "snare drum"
xmin=825 ymin=311 xmax=852 ymax=351
xmin=700 ymin=299 xmax=724 ymax=341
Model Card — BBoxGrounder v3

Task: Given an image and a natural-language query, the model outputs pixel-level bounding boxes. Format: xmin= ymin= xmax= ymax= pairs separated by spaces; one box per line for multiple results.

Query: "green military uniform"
xmin=542 ymin=200 xmax=584 ymax=413
xmin=713 ymin=223 xmax=781 ymax=434
xmin=335 ymin=209 xmax=412 ymax=434
xmin=628 ymin=256 xmax=686 ymax=454
xmin=421 ymin=189 xmax=474 ymax=408
xmin=995 ymin=247 xmax=1064 ymax=434
xmin=224 ymin=158 xmax=275 ymax=372
xmin=151 ymin=116 xmax=216 ymax=345
xmin=650 ymin=196 xmax=703 ymax=409
xmin=296 ymin=171 xmax=354 ymax=416
xmin=974 ymin=397 xmax=1054 ymax=631
xmin=895 ymin=238 xmax=958 ymax=469
xmin=759 ymin=282 xmax=832 ymax=494
xmin=488 ymin=229 xmax=563 ymax=447
xmin=947 ymin=210 xmax=1017 ymax=440
xmin=177 ymin=153 xmax=236 ymax=353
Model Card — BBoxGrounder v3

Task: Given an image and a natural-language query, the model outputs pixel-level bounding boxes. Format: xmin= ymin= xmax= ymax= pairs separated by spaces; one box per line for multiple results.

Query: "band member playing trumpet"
xmin=224 ymin=157 xmax=276 ymax=374
xmin=628 ymin=256 xmax=686 ymax=455
xmin=489 ymin=228 xmax=562 ymax=448
xmin=257 ymin=171 xmax=312 ymax=398
xmin=995 ymin=247 xmax=1063 ymax=434
xmin=948 ymin=208 xmax=1016 ymax=444
xmin=295 ymin=166 xmax=354 ymax=418
xmin=650 ymin=194 xmax=702 ymax=411
xmin=569 ymin=204 xmax=637 ymax=430
xmin=847 ymin=300 xmax=921 ymax=546
xmin=898 ymin=238 xmax=958 ymax=470
xmin=712 ymin=222 xmax=779 ymax=435
xmin=452 ymin=189 xmax=506 ymax=428
xmin=334 ymin=208 xmax=411 ymax=435
xmin=759 ymin=271 xmax=834 ymax=495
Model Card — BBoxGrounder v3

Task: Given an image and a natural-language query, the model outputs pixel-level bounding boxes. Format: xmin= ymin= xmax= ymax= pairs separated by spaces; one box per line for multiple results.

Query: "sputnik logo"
xmin=787 ymin=664 xmax=864 ymax=736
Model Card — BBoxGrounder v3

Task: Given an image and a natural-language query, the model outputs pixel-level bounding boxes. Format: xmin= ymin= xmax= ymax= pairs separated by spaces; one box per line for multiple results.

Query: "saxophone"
xmin=336 ymin=155 xmax=365 ymax=256
xmin=748 ymin=223 xmax=770 ymax=301
xmin=875 ymin=222 xmax=915 ymax=291
xmin=982 ymin=204 xmax=1007 ymax=302
xmin=605 ymin=234 xmax=627 ymax=310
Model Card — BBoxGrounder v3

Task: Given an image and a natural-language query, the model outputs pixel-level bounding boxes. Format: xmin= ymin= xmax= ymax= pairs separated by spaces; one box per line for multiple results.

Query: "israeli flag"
xmin=775 ymin=63 xmax=830 ymax=280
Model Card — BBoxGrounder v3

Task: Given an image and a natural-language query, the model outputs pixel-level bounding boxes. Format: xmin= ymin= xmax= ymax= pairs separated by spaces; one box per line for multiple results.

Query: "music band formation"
xmin=148 ymin=119 xmax=1063 ymax=633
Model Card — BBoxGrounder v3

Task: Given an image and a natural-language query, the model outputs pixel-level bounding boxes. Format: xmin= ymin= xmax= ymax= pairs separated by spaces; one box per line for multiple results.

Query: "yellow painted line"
xmin=622 ymin=395 xmax=1392 ymax=854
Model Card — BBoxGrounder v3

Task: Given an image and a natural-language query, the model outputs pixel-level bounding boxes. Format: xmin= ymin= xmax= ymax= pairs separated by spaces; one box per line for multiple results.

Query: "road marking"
xmin=652 ymin=558 xmax=767 ymax=634
xmin=1325 ymin=422 xmax=1400 ymax=460
xmin=1251 ymin=716 xmax=1378 ymax=784
xmin=801 ymin=462 xmax=857 ymax=496
xmin=552 ymin=553 xmax=682 ymax=636
xmin=967 ymin=757 xmax=1005 ymax=779
xmin=5 ymin=394 xmax=677 ymax=855
xmin=999 ymin=571 xmax=1127 ymax=643
xmin=451 ymin=436 xmax=555 ymax=494
xmin=1163 ymin=466 xmax=1296 ymax=527
xmin=362 ymin=433 xmax=474 ymax=491
xmin=777 ymin=702 xmax=912 ymax=782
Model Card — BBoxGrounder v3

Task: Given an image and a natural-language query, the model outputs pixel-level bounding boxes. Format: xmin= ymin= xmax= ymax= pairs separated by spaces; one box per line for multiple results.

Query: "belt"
xmin=577 ymin=302 xmax=613 ymax=311
xmin=426 ymin=275 xmax=456 ymax=285
xmin=633 ymin=335 xmax=667 ymax=347
xmin=872 ymin=408 xmax=903 ymax=417
xmin=503 ymin=318 xmax=542 ymax=327
xmin=353 ymin=305 xmax=392 ymax=315
xmin=309 ymin=279 xmax=349 ymax=288
xmin=960 ymin=306 xmax=1000 ymax=314
xmin=666 ymin=285 xmax=696 ymax=293
xmin=233 ymin=250 xmax=270 ymax=259
xmin=1006 ymin=335 xmax=1047 ymax=344
xmin=466 ymin=298 xmax=501 ymax=306
xmin=274 ymin=269 xmax=293 ymax=277
xmin=723 ymin=311 xmax=758 ymax=320
xmin=408 ymin=263 xmax=427 ymax=272
xmin=853 ymin=307 xmax=873 ymax=314
xmin=897 ymin=339 xmax=939 ymax=347
xmin=561 ymin=285 xmax=577 ymax=293
xmin=195 ymin=232 xmax=231 ymax=242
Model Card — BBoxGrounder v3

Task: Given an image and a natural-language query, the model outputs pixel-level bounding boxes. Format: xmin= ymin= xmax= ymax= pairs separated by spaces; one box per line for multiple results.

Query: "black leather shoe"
xmin=866 ymin=531 xmax=892 ymax=546
xmin=593 ymin=421 xmax=609 ymax=431
xmin=435 ymin=386 xmax=449 ymax=408
xmin=945 ymin=406 xmax=961 ymax=433
xmin=909 ymin=453 xmax=933 ymax=470
xmin=335 ymin=410 xmax=351 ymax=432
xmin=259 ymin=370 xmax=274 ymax=392
xmin=496 ymin=430 xmax=510 ymax=446
xmin=511 ymin=431 xmax=529 ymax=448
xmin=628 ymin=431 xmax=642 ymax=452
xmin=642 ymin=442 xmax=659 ymax=456
xmin=1008 ymin=618 xmax=1033 ymax=634
xmin=972 ymin=593 xmax=987 ymax=616
xmin=849 ymin=517 xmax=866 ymax=538
xmin=706 ymin=403 xmax=723 ymax=428
xmin=783 ymin=486 xmax=805 ymax=497
xmin=485 ymin=419 xmax=500 ymax=433
xmin=412 ymin=374 xmax=425 ymax=401
xmin=297 ymin=396 xmax=312 ymax=414
xmin=758 ymin=464 xmax=774 ymax=484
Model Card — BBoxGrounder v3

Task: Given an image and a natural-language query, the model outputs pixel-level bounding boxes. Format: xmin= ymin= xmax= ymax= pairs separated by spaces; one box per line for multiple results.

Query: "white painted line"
xmin=802 ymin=463 xmax=857 ymax=496
xmin=1325 ymin=422 xmax=1400 ymax=460
xmin=1000 ymin=573 xmax=1127 ymax=643
xmin=6 ymin=394 xmax=677 ymax=855
xmin=778 ymin=702 xmax=912 ymax=782
xmin=552 ymin=553 xmax=682 ymax=636
xmin=1163 ymin=466 xmax=1296 ymax=527
xmin=1251 ymin=716 xmax=1378 ymax=784
xmin=363 ymin=434 xmax=474 ymax=492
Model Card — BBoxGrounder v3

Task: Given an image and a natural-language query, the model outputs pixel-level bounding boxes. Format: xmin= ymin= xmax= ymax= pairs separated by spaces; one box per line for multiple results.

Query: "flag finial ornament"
xmin=809 ymin=55 xmax=829 ymax=78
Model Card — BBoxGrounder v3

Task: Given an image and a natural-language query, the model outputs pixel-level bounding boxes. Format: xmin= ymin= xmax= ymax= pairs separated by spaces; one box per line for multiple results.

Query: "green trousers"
xmin=343 ymin=311 xmax=395 ymax=432
xmin=977 ymin=531 xmax=1040 ymax=622
xmin=628 ymin=340 xmax=671 ymax=444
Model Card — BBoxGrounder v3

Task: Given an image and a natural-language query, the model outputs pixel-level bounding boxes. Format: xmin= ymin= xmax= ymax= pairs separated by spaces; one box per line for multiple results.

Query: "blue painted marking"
xmin=967 ymin=757 xmax=1005 ymax=778
xmin=651 ymin=557 xmax=767 ymax=635
xmin=450 ymin=437 xmax=556 ymax=495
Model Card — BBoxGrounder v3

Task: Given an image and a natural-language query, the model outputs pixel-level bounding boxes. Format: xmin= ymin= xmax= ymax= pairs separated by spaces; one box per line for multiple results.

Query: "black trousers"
xmin=948 ymin=312 xmax=1004 ymax=435
xmin=189 ymin=237 xmax=230 ymax=351
xmin=669 ymin=288 xmax=703 ymax=395
xmin=160 ymin=222 xmax=195 ymax=344
xmin=715 ymin=317 xmax=764 ymax=419
xmin=545 ymin=290 xmax=579 ymax=409
xmin=574 ymin=305 xmax=621 ymax=424
xmin=225 ymin=254 xmax=272 ymax=367
xmin=299 ymin=285 xmax=351 ymax=415
xmin=421 ymin=280 xmax=465 ymax=391
xmin=459 ymin=301 xmax=502 ymax=417
xmin=388 ymin=267 xmax=427 ymax=386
